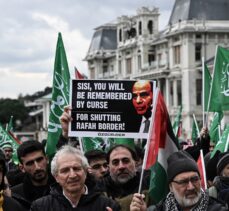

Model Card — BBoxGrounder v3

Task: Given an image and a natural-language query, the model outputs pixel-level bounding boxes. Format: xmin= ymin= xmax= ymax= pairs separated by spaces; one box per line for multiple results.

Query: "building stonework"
xmin=85 ymin=0 xmax=229 ymax=136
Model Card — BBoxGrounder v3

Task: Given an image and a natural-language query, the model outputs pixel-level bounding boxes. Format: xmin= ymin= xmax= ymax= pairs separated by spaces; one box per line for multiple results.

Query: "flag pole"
xmin=138 ymin=88 xmax=159 ymax=193
xmin=218 ymin=124 xmax=221 ymax=140
xmin=202 ymin=57 xmax=205 ymax=127
xmin=224 ymin=135 xmax=229 ymax=152
xmin=200 ymin=149 xmax=207 ymax=190
xmin=206 ymin=45 xmax=219 ymax=126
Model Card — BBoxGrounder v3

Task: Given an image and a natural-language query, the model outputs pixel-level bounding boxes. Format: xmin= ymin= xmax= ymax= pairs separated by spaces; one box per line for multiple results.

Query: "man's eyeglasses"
xmin=172 ymin=175 xmax=200 ymax=187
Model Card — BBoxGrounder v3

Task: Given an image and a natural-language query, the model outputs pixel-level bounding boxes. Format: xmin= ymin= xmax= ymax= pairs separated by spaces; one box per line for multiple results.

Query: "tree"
xmin=0 ymin=98 xmax=28 ymax=129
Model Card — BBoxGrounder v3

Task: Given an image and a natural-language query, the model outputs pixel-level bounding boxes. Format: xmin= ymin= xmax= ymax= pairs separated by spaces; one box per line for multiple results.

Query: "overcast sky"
xmin=0 ymin=0 xmax=175 ymax=99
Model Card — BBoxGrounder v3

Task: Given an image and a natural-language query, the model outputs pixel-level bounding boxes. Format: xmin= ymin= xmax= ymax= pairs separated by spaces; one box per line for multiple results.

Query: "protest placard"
xmin=69 ymin=80 xmax=155 ymax=138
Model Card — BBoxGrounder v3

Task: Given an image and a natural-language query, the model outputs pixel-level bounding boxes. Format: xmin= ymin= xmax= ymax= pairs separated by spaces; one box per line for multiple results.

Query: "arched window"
xmin=148 ymin=20 xmax=153 ymax=34
xmin=119 ymin=29 xmax=122 ymax=42
xmin=138 ymin=21 xmax=142 ymax=35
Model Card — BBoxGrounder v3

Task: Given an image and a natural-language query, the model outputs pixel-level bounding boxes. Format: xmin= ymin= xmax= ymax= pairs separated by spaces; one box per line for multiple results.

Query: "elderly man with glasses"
xmin=130 ymin=151 xmax=227 ymax=211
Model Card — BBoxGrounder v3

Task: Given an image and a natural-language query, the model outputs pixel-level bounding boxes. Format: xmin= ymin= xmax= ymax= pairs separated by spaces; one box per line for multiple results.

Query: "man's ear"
xmin=19 ymin=163 xmax=25 ymax=173
xmin=46 ymin=156 xmax=49 ymax=164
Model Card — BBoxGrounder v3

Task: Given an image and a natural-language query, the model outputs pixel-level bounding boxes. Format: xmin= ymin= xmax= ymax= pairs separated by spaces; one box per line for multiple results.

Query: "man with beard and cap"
xmin=130 ymin=151 xmax=227 ymax=211
xmin=11 ymin=140 xmax=55 ymax=211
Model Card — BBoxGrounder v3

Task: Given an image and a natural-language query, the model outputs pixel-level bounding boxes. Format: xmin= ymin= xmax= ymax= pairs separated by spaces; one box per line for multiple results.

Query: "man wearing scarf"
xmin=130 ymin=151 xmax=227 ymax=211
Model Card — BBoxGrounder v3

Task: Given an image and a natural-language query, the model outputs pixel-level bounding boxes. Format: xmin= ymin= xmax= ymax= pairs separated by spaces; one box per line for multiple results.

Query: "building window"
xmin=148 ymin=20 xmax=153 ymax=34
xmin=196 ymin=79 xmax=202 ymax=105
xmin=119 ymin=29 xmax=122 ymax=42
xmin=195 ymin=44 xmax=201 ymax=61
xmin=169 ymin=80 xmax=174 ymax=106
xmin=90 ymin=68 xmax=95 ymax=79
xmin=173 ymin=45 xmax=181 ymax=64
xmin=195 ymin=34 xmax=202 ymax=39
xmin=148 ymin=54 xmax=155 ymax=65
xmin=138 ymin=55 xmax=141 ymax=70
xmin=118 ymin=60 xmax=122 ymax=74
xmin=126 ymin=58 xmax=132 ymax=74
xmin=138 ymin=21 xmax=142 ymax=35
xmin=177 ymin=80 xmax=182 ymax=105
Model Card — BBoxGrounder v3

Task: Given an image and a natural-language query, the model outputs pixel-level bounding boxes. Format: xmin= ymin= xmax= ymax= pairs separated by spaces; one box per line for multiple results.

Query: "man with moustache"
xmin=97 ymin=144 xmax=150 ymax=211
xmin=132 ymin=80 xmax=153 ymax=133
xmin=130 ymin=151 xmax=227 ymax=211
xmin=11 ymin=140 xmax=55 ymax=211
xmin=30 ymin=145 xmax=120 ymax=211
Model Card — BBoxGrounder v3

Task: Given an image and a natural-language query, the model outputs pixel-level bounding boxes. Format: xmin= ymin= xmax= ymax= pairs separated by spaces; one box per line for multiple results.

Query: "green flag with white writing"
xmin=211 ymin=124 xmax=229 ymax=158
xmin=209 ymin=112 xmax=223 ymax=144
xmin=82 ymin=137 xmax=104 ymax=152
xmin=0 ymin=123 xmax=20 ymax=164
xmin=46 ymin=33 xmax=70 ymax=158
xmin=208 ymin=46 xmax=229 ymax=111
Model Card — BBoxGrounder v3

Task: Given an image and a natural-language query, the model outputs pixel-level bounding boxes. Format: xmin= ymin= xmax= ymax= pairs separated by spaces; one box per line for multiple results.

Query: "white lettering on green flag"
xmin=46 ymin=33 xmax=70 ymax=158
xmin=208 ymin=46 xmax=229 ymax=111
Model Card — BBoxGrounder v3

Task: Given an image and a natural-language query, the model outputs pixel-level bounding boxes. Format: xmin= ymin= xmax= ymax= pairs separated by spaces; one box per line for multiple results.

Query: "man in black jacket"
xmin=96 ymin=144 xmax=150 ymax=211
xmin=11 ymin=140 xmax=55 ymax=210
xmin=30 ymin=145 xmax=120 ymax=211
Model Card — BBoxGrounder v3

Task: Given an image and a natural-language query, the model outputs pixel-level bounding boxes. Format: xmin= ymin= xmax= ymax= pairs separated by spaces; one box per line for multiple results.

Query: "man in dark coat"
xmin=31 ymin=145 xmax=120 ymax=211
xmin=96 ymin=144 xmax=150 ymax=211
xmin=11 ymin=140 xmax=55 ymax=210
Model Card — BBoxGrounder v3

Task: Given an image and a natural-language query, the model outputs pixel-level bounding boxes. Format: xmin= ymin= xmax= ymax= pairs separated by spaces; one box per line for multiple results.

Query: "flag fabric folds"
xmin=197 ymin=150 xmax=207 ymax=190
xmin=145 ymin=91 xmax=179 ymax=203
xmin=172 ymin=105 xmax=182 ymax=137
xmin=191 ymin=115 xmax=200 ymax=144
xmin=204 ymin=64 xmax=212 ymax=111
xmin=6 ymin=116 xmax=13 ymax=132
xmin=208 ymin=46 xmax=229 ymax=111
xmin=46 ymin=33 xmax=70 ymax=158
xmin=75 ymin=67 xmax=84 ymax=79
xmin=211 ymin=124 xmax=229 ymax=158
xmin=0 ymin=123 xmax=20 ymax=164
xmin=82 ymin=137 xmax=104 ymax=152
xmin=209 ymin=112 xmax=223 ymax=144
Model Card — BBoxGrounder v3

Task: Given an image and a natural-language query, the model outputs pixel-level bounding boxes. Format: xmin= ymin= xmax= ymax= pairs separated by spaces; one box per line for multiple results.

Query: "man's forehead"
xmin=110 ymin=147 xmax=133 ymax=160
xmin=21 ymin=150 xmax=45 ymax=161
xmin=174 ymin=171 xmax=198 ymax=180
xmin=90 ymin=159 xmax=107 ymax=165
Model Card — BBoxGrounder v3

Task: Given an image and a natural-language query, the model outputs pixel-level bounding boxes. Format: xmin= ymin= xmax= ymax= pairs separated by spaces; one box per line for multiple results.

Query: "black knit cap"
xmin=217 ymin=152 xmax=229 ymax=175
xmin=167 ymin=150 xmax=199 ymax=183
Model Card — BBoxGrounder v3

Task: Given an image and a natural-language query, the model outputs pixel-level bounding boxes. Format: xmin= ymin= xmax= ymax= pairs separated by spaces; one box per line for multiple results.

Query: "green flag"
xmin=82 ymin=137 xmax=104 ymax=152
xmin=209 ymin=112 xmax=223 ymax=144
xmin=204 ymin=64 xmax=212 ymax=111
xmin=211 ymin=124 xmax=229 ymax=158
xmin=46 ymin=33 xmax=70 ymax=158
xmin=172 ymin=105 xmax=182 ymax=137
xmin=191 ymin=118 xmax=199 ymax=144
xmin=0 ymin=123 xmax=20 ymax=164
xmin=208 ymin=46 xmax=229 ymax=111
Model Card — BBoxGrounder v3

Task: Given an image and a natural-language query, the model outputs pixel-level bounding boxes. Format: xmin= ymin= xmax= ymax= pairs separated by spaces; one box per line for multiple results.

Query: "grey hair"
xmin=51 ymin=145 xmax=89 ymax=176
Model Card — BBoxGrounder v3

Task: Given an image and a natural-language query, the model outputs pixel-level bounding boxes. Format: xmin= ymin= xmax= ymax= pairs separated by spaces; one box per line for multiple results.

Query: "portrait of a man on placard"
xmin=132 ymin=80 xmax=153 ymax=133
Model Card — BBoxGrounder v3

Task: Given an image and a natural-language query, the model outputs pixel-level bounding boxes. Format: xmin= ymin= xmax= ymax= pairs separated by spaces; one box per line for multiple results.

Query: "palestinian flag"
xmin=145 ymin=90 xmax=180 ymax=203
xmin=197 ymin=150 xmax=207 ymax=190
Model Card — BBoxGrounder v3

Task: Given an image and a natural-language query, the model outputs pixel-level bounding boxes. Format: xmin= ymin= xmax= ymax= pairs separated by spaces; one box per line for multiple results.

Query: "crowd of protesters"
xmin=0 ymin=107 xmax=228 ymax=211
